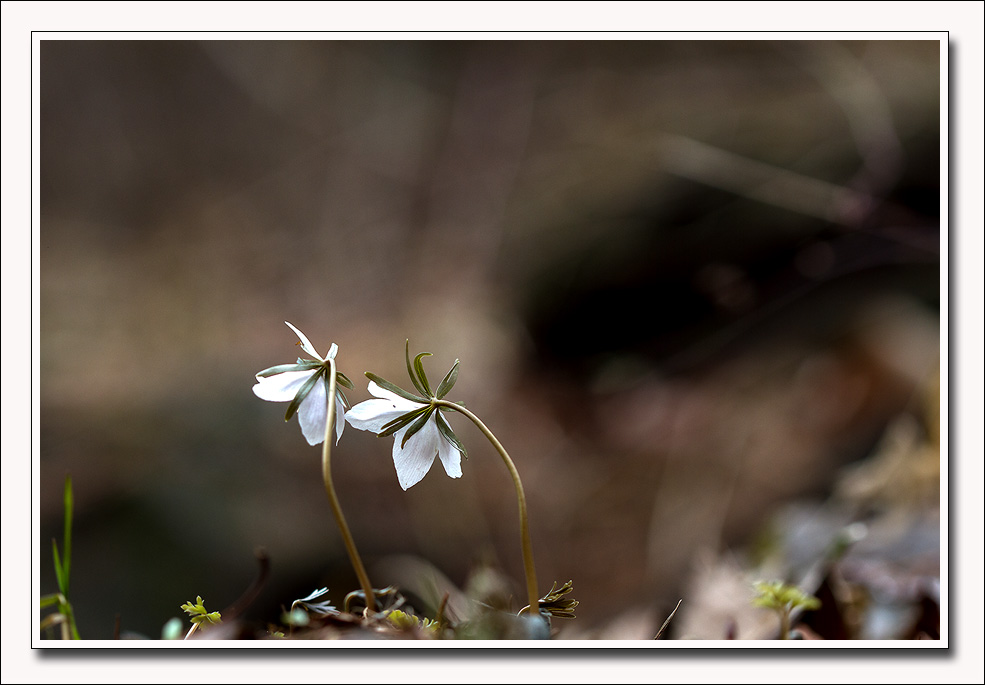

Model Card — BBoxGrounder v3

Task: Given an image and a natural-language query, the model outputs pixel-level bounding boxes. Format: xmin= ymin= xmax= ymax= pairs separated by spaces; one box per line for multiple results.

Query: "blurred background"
xmin=39 ymin=39 xmax=941 ymax=640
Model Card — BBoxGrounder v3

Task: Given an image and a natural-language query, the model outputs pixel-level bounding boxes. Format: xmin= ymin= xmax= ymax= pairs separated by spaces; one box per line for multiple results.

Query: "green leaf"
xmin=336 ymin=371 xmax=354 ymax=389
xmin=181 ymin=596 xmax=220 ymax=627
xmin=542 ymin=580 xmax=574 ymax=600
xmin=386 ymin=609 xmax=421 ymax=631
xmin=180 ymin=597 xmax=203 ymax=616
xmin=405 ymin=339 xmax=430 ymax=397
xmin=284 ymin=369 xmax=323 ymax=421
xmin=256 ymin=360 xmax=322 ymax=377
xmin=379 ymin=406 xmax=430 ymax=438
xmin=751 ymin=580 xmax=820 ymax=612
xmin=365 ymin=372 xmax=427 ymax=403
xmin=413 ymin=352 xmax=434 ymax=397
xmin=435 ymin=412 xmax=468 ymax=460
xmin=400 ymin=406 xmax=436 ymax=448
xmin=62 ymin=475 xmax=73 ymax=596
xmin=52 ymin=539 xmax=65 ymax=596
xmin=40 ymin=593 xmax=61 ymax=609
xmin=435 ymin=359 xmax=460 ymax=399
xmin=405 ymin=339 xmax=423 ymax=394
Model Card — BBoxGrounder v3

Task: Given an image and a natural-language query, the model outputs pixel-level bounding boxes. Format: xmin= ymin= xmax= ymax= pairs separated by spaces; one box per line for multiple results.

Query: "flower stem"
xmin=434 ymin=400 xmax=540 ymax=621
xmin=779 ymin=607 xmax=791 ymax=640
xmin=323 ymin=359 xmax=376 ymax=613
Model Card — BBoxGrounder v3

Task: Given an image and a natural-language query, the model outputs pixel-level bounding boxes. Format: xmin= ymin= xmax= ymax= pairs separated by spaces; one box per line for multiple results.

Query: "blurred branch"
xmin=656 ymin=133 xmax=874 ymax=226
xmin=655 ymin=132 xmax=937 ymax=257
xmin=219 ymin=547 xmax=271 ymax=622
xmin=787 ymin=41 xmax=905 ymax=202
xmin=659 ymin=43 xmax=913 ymax=233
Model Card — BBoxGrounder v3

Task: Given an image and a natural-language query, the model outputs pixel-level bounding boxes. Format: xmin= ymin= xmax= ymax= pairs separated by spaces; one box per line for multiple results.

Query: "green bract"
xmin=346 ymin=340 xmax=469 ymax=490
xmin=368 ymin=340 xmax=466 ymax=451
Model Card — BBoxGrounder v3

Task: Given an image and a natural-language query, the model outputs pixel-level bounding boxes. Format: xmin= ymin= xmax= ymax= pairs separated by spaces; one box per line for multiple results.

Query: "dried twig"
xmin=654 ymin=599 xmax=683 ymax=640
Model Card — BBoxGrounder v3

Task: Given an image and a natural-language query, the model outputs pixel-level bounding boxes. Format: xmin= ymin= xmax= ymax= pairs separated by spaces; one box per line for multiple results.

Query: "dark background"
xmin=38 ymin=39 xmax=941 ymax=639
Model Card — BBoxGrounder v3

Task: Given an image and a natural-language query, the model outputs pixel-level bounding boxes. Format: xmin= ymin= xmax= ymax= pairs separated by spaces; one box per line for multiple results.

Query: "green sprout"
xmin=534 ymin=580 xmax=579 ymax=620
xmin=39 ymin=475 xmax=81 ymax=640
xmin=385 ymin=609 xmax=439 ymax=635
xmin=752 ymin=580 xmax=821 ymax=640
xmin=180 ymin=596 xmax=222 ymax=639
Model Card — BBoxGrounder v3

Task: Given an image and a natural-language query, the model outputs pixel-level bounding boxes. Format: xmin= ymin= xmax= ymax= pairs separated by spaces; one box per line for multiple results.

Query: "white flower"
xmin=291 ymin=587 xmax=337 ymax=616
xmin=252 ymin=321 xmax=350 ymax=446
xmin=345 ymin=380 xmax=463 ymax=490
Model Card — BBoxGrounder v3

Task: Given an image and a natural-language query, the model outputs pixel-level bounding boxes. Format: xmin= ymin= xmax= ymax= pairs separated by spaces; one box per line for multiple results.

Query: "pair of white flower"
xmin=252 ymin=322 xmax=464 ymax=490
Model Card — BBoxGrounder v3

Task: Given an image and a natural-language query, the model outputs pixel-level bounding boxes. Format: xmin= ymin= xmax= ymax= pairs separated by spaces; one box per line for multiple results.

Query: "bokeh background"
xmin=39 ymin=38 xmax=941 ymax=640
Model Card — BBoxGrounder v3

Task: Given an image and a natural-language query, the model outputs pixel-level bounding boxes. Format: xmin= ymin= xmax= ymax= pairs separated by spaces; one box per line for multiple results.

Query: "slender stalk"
xmin=434 ymin=400 xmax=540 ymax=621
xmin=322 ymin=360 xmax=376 ymax=613
xmin=779 ymin=607 xmax=791 ymax=640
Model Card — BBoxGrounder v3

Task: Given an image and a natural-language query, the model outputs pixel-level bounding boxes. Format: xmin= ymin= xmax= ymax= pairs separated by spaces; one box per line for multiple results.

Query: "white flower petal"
xmin=366 ymin=380 xmax=424 ymax=409
xmin=298 ymin=375 xmax=329 ymax=446
xmin=345 ymin=396 xmax=423 ymax=434
xmin=285 ymin=321 xmax=323 ymax=361
xmin=436 ymin=428 xmax=463 ymax=480
xmin=252 ymin=369 xmax=317 ymax=402
xmin=334 ymin=392 xmax=346 ymax=444
xmin=391 ymin=420 xmax=443 ymax=490
xmin=296 ymin=587 xmax=330 ymax=603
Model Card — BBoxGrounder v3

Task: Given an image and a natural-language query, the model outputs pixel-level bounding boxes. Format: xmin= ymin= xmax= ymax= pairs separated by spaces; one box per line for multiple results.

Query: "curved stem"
xmin=434 ymin=400 xmax=540 ymax=620
xmin=322 ymin=359 xmax=376 ymax=613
